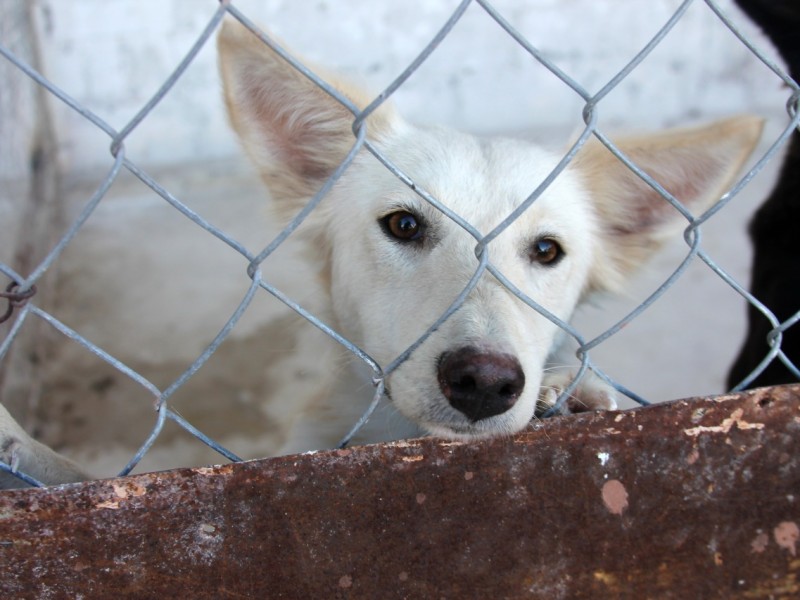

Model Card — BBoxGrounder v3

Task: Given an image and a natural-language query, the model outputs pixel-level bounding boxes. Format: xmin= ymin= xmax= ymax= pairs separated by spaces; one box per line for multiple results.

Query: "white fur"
xmin=0 ymin=22 xmax=763 ymax=486
xmin=217 ymin=21 xmax=763 ymax=454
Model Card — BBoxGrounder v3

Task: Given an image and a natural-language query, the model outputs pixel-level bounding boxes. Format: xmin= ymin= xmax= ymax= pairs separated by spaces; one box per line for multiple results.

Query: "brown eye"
xmin=380 ymin=211 xmax=424 ymax=242
xmin=529 ymin=237 xmax=563 ymax=266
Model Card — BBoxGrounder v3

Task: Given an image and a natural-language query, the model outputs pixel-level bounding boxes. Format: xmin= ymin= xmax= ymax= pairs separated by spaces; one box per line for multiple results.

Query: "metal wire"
xmin=0 ymin=0 xmax=797 ymax=487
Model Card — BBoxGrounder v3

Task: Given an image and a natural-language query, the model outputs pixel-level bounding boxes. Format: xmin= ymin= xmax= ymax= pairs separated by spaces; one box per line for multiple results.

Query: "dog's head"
xmin=219 ymin=21 xmax=762 ymax=440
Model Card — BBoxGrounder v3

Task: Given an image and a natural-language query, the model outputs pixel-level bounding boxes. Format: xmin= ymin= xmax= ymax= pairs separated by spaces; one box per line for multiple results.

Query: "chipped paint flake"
xmin=597 ymin=452 xmax=610 ymax=466
xmin=593 ymin=570 xmax=617 ymax=586
xmin=96 ymin=500 xmax=120 ymax=510
xmin=112 ymin=481 xmax=146 ymax=499
xmin=402 ymin=455 xmax=424 ymax=463
xmin=437 ymin=441 xmax=465 ymax=448
xmin=774 ymin=522 xmax=799 ymax=556
xmin=601 ymin=480 xmax=629 ymax=515
xmin=751 ymin=532 xmax=769 ymax=553
xmin=683 ymin=408 xmax=765 ymax=437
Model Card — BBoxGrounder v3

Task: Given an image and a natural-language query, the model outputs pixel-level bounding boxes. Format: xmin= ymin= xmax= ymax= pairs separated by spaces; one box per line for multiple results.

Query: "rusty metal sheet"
xmin=1 ymin=385 xmax=799 ymax=598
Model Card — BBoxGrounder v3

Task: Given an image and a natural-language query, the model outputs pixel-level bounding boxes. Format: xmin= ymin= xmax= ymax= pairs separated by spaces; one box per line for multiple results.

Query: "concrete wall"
xmin=29 ymin=0 xmax=785 ymax=175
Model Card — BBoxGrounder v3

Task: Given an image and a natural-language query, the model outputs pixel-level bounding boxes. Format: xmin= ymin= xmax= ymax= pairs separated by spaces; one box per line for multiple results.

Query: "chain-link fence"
xmin=1 ymin=0 xmax=798 ymax=488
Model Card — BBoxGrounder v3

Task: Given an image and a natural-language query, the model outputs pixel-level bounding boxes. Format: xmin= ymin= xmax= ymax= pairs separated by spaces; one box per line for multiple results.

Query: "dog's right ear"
xmin=218 ymin=20 xmax=395 ymax=205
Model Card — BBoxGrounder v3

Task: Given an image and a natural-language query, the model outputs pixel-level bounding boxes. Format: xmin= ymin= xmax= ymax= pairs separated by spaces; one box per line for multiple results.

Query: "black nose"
xmin=437 ymin=347 xmax=525 ymax=422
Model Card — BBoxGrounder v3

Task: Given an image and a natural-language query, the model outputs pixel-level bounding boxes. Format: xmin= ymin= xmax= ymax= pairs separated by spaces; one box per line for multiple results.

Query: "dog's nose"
xmin=437 ymin=347 xmax=525 ymax=422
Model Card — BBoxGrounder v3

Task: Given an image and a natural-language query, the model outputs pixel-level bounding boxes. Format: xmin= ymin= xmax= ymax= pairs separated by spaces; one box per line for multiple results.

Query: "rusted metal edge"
xmin=1 ymin=384 xmax=799 ymax=599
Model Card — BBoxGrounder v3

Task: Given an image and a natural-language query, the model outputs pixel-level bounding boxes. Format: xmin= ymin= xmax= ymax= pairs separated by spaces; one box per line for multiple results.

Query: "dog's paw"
xmin=537 ymin=371 xmax=619 ymax=416
xmin=0 ymin=404 xmax=88 ymax=488
xmin=0 ymin=436 xmax=24 ymax=472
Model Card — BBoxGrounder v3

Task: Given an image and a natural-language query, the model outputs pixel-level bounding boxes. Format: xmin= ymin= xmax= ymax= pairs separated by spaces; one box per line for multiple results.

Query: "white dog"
xmin=0 ymin=20 xmax=761 ymax=486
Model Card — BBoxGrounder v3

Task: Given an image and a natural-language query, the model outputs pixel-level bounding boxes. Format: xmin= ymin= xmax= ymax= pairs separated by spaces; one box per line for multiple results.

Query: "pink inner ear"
xmin=615 ymin=154 xmax=720 ymax=234
xmin=247 ymin=87 xmax=312 ymax=178
xmin=241 ymin=71 xmax=347 ymax=182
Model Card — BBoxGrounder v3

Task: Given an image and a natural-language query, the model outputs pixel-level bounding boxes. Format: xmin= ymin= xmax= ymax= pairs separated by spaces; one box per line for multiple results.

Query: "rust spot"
xmin=714 ymin=552 xmax=723 ymax=566
xmin=774 ymin=522 xmax=799 ymax=556
xmin=601 ymin=480 xmax=629 ymax=515
xmin=751 ymin=532 xmax=769 ymax=553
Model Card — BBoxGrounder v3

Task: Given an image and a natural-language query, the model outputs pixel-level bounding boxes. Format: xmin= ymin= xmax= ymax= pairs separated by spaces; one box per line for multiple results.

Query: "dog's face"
xmin=219 ymin=22 xmax=762 ymax=440
xmin=322 ymin=128 xmax=600 ymax=438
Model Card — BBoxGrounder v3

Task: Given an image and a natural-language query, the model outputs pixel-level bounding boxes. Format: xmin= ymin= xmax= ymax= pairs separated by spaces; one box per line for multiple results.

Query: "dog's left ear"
xmin=577 ymin=115 xmax=763 ymax=292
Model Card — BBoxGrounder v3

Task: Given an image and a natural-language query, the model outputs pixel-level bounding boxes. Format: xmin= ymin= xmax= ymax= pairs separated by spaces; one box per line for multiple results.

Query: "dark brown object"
xmin=728 ymin=0 xmax=800 ymax=389
xmin=1 ymin=385 xmax=799 ymax=598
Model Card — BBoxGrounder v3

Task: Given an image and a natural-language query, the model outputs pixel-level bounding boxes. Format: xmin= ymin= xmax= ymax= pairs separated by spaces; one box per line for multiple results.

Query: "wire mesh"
xmin=0 ymin=0 xmax=798 ymax=487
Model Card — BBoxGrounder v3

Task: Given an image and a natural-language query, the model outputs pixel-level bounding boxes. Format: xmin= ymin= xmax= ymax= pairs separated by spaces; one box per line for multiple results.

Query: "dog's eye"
xmin=380 ymin=211 xmax=424 ymax=242
xmin=529 ymin=237 xmax=564 ymax=266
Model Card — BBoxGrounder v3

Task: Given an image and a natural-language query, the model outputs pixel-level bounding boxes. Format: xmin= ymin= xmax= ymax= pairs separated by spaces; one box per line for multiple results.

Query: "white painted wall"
xmin=29 ymin=0 xmax=785 ymax=176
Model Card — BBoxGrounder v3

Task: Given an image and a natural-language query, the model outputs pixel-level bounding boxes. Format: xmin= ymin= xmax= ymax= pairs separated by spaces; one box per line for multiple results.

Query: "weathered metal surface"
xmin=1 ymin=385 xmax=798 ymax=599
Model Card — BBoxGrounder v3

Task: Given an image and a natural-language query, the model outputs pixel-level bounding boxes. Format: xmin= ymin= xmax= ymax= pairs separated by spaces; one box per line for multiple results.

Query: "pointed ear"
xmin=217 ymin=20 xmax=396 ymax=205
xmin=576 ymin=115 xmax=763 ymax=292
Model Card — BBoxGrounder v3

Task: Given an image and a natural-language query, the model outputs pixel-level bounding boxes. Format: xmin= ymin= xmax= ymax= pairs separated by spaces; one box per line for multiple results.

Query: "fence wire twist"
xmin=1 ymin=0 xmax=798 ymax=487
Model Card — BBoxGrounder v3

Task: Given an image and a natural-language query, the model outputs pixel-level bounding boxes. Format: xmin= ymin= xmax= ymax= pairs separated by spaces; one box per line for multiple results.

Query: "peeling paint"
xmin=774 ymin=522 xmax=799 ymax=557
xmin=401 ymin=455 xmax=424 ymax=463
xmin=112 ymin=481 xmax=146 ymax=499
xmin=751 ymin=532 xmax=769 ymax=553
xmin=683 ymin=408 xmax=765 ymax=437
xmin=601 ymin=480 xmax=629 ymax=515
xmin=594 ymin=570 xmax=617 ymax=586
